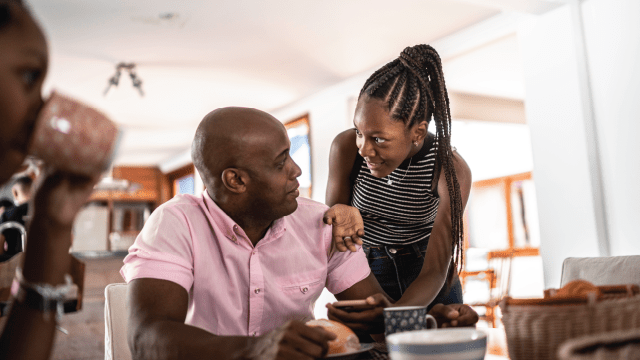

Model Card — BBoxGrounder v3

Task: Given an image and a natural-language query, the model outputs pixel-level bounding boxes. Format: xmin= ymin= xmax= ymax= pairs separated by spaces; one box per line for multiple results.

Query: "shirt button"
xmin=255 ymin=288 xmax=261 ymax=294
xmin=389 ymin=248 xmax=397 ymax=254
xmin=252 ymin=251 xmax=256 ymax=255
xmin=302 ymin=287 xmax=308 ymax=293
xmin=252 ymin=332 xmax=257 ymax=336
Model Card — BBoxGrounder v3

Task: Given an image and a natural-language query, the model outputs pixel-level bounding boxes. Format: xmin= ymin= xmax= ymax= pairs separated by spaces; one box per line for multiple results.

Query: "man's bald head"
xmin=191 ymin=107 xmax=287 ymax=190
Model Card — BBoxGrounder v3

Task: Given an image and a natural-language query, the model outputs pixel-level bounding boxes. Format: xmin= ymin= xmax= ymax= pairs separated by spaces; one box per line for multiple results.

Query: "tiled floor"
xmin=51 ymin=253 xmax=126 ymax=360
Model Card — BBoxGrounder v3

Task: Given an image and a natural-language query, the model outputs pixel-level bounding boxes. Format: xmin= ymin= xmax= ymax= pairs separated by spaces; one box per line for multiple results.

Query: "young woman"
xmin=325 ymin=44 xmax=472 ymax=311
xmin=0 ymin=1 xmax=99 ymax=358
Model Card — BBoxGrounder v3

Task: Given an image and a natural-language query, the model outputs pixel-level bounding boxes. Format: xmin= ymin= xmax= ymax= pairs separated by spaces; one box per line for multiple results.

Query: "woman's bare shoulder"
xmin=331 ymin=128 xmax=357 ymax=153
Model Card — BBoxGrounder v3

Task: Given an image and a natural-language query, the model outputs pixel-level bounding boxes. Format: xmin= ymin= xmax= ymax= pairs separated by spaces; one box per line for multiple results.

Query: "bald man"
xmin=122 ymin=108 xmax=476 ymax=360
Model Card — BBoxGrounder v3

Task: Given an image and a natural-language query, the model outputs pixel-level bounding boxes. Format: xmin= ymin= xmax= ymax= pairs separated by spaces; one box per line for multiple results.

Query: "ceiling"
xmin=27 ymin=0 xmax=564 ymax=167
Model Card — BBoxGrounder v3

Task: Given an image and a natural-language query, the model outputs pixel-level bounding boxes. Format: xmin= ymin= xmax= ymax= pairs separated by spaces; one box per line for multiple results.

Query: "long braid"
xmin=360 ymin=44 xmax=465 ymax=281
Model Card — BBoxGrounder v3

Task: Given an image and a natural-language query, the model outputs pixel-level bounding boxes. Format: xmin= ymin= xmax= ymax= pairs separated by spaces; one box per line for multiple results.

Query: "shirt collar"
xmin=202 ymin=190 xmax=287 ymax=246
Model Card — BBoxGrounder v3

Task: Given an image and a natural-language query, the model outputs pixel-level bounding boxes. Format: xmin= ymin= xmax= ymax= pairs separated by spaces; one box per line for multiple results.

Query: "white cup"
xmin=387 ymin=328 xmax=488 ymax=360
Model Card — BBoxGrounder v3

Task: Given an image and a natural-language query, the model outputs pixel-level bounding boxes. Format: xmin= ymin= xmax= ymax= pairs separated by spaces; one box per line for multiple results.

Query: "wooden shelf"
xmin=89 ymin=166 xmax=163 ymax=205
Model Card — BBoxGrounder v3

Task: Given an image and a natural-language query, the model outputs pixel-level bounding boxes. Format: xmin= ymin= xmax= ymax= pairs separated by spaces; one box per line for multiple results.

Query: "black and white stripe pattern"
xmin=351 ymin=141 xmax=439 ymax=246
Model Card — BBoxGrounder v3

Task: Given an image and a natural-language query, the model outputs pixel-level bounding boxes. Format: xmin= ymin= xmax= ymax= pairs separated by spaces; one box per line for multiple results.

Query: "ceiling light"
xmin=159 ymin=12 xmax=178 ymax=20
xmin=104 ymin=63 xmax=144 ymax=97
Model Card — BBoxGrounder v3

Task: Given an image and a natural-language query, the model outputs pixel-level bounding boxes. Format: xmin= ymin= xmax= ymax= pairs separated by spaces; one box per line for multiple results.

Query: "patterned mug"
xmin=383 ymin=306 xmax=437 ymax=336
xmin=28 ymin=91 xmax=121 ymax=176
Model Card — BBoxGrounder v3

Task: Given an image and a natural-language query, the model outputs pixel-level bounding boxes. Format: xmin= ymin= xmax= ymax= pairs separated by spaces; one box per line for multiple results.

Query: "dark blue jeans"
xmin=363 ymin=240 xmax=463 ymax=310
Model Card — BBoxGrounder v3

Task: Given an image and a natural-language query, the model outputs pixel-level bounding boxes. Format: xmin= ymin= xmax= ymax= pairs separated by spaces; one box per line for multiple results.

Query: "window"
xmin=175 ymin=174 xmax=195 ymax=196
xmin=284 ymin=115 xmax=312 ymax=198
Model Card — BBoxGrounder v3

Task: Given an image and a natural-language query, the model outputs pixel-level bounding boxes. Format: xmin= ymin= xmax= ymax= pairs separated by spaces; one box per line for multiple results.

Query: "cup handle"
xmin=425 ymin=314 xmax=437 ymax=329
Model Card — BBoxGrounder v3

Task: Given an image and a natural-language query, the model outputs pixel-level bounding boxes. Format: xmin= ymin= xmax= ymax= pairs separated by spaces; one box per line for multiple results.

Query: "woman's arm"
xmin=394 ymin=150 xmax=472 ymax=307
xmin=0 ymin=170 xmax=98 ymax=360
xmin=325 ymin=129 xmax=358 ymax=207
xmin=323 ymin=130 xmax=365 ymax=252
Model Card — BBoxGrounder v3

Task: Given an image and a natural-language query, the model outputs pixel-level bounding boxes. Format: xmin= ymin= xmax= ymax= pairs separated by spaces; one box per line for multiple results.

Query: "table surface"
xmin=355 ymin=343 xmax=509 ymax=360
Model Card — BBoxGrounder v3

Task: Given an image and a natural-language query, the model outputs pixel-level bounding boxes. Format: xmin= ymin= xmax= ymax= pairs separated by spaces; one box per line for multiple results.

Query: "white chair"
xmin=560 ymin=255 xmax=640 ymax=287
xmin=104 ymin=283 xmax=132 ymax=360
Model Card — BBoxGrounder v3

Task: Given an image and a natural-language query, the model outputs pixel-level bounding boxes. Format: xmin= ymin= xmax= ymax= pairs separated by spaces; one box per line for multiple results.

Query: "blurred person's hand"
xmin=31 ymin=167 xmax=100 ymax=230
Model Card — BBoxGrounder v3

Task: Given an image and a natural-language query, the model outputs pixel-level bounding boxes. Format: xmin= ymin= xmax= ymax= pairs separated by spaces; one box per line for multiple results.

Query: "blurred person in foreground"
xmin=122 ymin=107 xmax=477 ymax=360
xmin=0 ymin=198 xmax=14 ymax=217
xmin=0 ymin=175 xmax=34 ymax=258
xmin=0 ymin=197 xmax=15 ymax=259
xmin=11 ymin=175 xmax=32 ymax=206
xmin=0 ymin=1 xmax=100 ymax=359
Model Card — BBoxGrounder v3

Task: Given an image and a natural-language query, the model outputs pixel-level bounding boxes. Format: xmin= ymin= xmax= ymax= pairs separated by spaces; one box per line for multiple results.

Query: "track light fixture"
xmin=104 ymin=63 xmax=144 ymax=96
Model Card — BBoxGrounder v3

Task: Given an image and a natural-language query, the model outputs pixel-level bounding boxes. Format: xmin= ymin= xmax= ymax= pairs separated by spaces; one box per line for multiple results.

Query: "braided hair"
xmin=359 ymin=44 xmax=464 ymax=280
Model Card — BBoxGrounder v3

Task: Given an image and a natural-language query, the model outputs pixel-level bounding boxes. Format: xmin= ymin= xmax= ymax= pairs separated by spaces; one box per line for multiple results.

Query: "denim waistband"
xmin=362 ymin=239 xmax=428 ymax=260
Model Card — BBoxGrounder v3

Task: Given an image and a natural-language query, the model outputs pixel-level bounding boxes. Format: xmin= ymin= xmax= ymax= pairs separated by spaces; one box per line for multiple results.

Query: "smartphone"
xmin=332 ymin=300 xmax=373 ymax=312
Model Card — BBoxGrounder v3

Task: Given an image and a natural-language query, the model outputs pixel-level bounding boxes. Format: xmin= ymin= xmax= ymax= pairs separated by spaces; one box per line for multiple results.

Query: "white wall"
xmin=582 ymin=0 xmax=640 ymax=256
xmin=518 ymin=0 xmax=640 ymax=288
xmin=518 ymin=5 xmax=601 ymax=288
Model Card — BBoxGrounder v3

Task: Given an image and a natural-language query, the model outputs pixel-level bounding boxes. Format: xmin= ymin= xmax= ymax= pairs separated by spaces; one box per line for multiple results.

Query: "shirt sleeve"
xmin=120 ymin=204 xmax=194 ymax=292
xmin=323 ymin=224 xmax=371 ymax=294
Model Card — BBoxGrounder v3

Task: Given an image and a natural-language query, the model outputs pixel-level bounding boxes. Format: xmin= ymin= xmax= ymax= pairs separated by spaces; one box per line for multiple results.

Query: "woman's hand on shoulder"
xmin=323 ymin=204 xmax=364 ymax=252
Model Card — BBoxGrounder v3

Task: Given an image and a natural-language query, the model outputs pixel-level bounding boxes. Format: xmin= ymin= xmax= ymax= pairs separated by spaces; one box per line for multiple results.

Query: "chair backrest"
xmin=487 ymin=250 xmax=514 ymax=301
xmin=0 ymin=221 xmax=26 ymax=252
xmin=104 ymin=283 xmax=131 ymax=360
xmin=560 ymin=255 xmax=640 ymax=288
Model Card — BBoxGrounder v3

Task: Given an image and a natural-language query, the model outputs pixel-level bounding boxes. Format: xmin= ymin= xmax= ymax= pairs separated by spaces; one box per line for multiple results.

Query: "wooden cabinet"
xmin=82 ymin=166 xmax=164 ymax=252
xmin=90 ymin=166 xmax=163 ymax=204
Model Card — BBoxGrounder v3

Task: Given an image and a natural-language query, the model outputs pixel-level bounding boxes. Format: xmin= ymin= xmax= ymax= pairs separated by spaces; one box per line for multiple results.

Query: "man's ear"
xmin=221 ymin=168 xmax=247 ymax=194
xmin=412 ymin=120 xmax=429 ymax=143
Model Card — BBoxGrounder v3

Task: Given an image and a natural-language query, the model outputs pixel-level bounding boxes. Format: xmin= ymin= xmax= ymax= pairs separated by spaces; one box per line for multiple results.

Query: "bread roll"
xmin=306 ymin=319 xmax=360 ymax=355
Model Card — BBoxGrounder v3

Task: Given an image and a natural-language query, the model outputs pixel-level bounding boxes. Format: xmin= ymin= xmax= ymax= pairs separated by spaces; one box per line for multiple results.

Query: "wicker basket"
xmin=500 ymin=287 xmax=640 ymax=360
xmin=558 ymin=328 xmax=640 ymax=360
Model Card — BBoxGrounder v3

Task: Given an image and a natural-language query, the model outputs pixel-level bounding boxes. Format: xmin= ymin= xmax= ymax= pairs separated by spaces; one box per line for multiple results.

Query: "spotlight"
xmin=104 ymin=63 xmax=144 ymax=97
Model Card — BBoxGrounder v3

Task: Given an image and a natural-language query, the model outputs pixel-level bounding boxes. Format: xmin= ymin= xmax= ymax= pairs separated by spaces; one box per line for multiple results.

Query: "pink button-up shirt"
xmin=121 ymin=192 xmax=370 ymax=337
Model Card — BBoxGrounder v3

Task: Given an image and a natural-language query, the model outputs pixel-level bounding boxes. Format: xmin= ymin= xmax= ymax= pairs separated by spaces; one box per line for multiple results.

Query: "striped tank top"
xmin=349 ymin=134 xmax=440 ymax=246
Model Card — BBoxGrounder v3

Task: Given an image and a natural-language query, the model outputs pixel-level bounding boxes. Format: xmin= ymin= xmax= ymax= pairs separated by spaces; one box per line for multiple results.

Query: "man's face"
xmin=0 ymin=3 xmax=48 ymax=185
xmin=243 ymin=124 xmax=302 ymax=221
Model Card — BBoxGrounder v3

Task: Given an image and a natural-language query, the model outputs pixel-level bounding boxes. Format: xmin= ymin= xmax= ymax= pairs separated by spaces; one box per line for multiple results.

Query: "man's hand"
xmin=322 ymin=204 xmax=364 ymax=253
xmin=251 ymin=320 xmax=336 ymax=360
xmin=326 ymin=294 xmax=391 ymax=335
xmin=428 ymin=304 xmax=479 ymax=328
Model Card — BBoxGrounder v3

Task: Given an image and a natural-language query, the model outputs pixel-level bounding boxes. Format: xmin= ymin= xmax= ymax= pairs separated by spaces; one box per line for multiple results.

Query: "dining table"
xmin=343 ymin=342 xmax=510 ymax=360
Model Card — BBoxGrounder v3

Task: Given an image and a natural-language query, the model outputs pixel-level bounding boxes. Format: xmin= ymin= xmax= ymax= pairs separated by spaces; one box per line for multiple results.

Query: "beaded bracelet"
xmin=14 ymin=267 xmax=73 ymax=321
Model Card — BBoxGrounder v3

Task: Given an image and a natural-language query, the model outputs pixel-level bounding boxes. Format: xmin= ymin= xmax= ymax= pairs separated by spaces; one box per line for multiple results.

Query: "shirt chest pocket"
xmin=278 ymin=270 xmax=326 ymax=298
